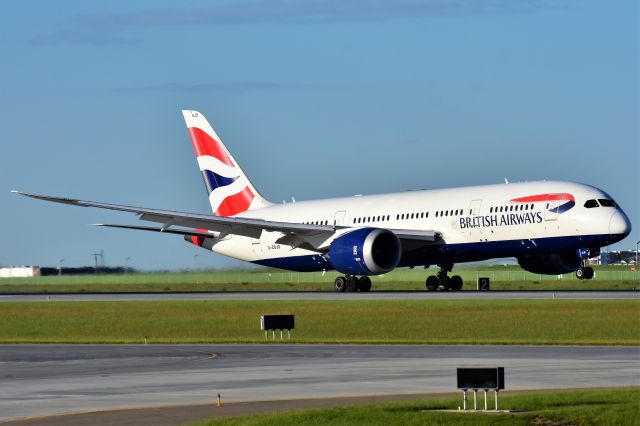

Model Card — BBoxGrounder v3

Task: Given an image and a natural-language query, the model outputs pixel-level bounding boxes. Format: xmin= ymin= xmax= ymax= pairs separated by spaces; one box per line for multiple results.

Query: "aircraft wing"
xmin=12 ymin=191 xmax=333 ymax=241
xmin=12 ymin=191 xmax=442 ymax=251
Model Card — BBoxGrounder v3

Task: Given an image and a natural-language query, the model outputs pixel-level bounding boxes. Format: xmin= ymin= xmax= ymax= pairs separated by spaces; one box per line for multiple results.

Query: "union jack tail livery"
xmin=182 ymin=110 xmax=271 ymax=216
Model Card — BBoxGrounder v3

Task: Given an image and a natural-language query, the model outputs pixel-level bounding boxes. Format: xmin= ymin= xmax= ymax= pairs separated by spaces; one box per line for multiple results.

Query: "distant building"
xmin=601 ymin=251 xmax=638 ymax=265
xmin=586 ymin=256 xmax=601 ymax=266
xmin=0 ymin=266 xmax=42 ymax=278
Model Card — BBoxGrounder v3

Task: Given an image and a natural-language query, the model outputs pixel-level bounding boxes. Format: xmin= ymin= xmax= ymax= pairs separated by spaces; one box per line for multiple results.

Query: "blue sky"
xmin=1 ymin=0 xmax=638 ymax=270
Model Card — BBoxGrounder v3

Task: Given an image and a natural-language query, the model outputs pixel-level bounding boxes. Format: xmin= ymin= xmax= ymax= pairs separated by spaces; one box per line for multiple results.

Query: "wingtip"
xmin=11 ymin=190 xmax=30 ymax=197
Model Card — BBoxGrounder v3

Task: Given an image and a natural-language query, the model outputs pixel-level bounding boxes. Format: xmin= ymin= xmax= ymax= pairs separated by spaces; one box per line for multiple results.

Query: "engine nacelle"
xmin=517 ymin=253 xmax=582 ymax=275
xmin=328 ymin=228 xmax=401 ymax=275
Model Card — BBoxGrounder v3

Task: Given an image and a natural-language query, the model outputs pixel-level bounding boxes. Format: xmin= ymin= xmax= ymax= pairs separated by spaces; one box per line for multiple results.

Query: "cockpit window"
xmin=598 ymin=199 xmax=616 ymax=207
xmin=584 ymin=199 xmax=599 ymax=208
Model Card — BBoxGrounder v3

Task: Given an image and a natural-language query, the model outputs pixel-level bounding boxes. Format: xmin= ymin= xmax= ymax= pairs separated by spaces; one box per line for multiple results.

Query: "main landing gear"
xmin=426 ymin=264 xmax=463 ymax=291
xmin=334 ymin=276 xmax=372 ymax=292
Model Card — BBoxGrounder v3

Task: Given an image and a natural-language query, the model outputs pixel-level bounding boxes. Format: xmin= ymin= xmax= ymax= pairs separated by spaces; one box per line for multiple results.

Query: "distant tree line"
xmin=40 ymin=267 xmax=137 ymax=276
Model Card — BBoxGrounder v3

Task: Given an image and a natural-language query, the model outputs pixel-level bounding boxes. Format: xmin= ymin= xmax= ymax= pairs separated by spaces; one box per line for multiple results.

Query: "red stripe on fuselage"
xmin=188 ymin=127 xmax=234 ymax=166
xmin=511 ymin=193 xmax=575 ymax=203
xmin=216 ymin=186 xmax=254 ymax=217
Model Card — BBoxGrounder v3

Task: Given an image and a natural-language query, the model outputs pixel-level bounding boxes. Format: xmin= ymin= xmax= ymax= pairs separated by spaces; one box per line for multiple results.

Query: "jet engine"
xmin=517 ymin=253 xmax=582 ymax=275
xmin=328 ymin=228 xmax=401 ymax=275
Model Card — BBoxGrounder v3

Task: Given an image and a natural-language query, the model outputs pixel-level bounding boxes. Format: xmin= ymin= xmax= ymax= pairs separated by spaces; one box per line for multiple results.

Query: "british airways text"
xmin=459 ymin=212 xmax=543 ymax=229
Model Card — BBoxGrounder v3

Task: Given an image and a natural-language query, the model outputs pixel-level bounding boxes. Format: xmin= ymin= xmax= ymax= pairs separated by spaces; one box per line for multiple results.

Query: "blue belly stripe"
xmin=250 ymin=233 xmax=621 ymax=273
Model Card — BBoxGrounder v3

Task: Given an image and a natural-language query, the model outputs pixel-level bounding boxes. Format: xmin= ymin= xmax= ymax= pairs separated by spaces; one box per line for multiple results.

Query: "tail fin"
xmin=182 ymin=110 xmax=272 ymax=216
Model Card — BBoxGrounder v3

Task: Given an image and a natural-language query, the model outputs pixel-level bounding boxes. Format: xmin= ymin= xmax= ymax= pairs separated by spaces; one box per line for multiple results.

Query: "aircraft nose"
xmin=609 ymin=210 xmax=631 ymax=237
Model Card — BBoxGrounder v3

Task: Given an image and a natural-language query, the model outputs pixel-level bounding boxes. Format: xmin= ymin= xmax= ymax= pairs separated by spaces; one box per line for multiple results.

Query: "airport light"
xmin=58 ymin=258 xmax=64 ymax=276
xmin=636 ymin=241 xmax=639 ymax=279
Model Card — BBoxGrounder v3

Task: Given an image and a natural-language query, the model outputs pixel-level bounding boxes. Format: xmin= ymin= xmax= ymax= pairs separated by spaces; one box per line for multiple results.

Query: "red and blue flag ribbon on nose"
xmin=510 ymin=193 xmax=575 ymax=214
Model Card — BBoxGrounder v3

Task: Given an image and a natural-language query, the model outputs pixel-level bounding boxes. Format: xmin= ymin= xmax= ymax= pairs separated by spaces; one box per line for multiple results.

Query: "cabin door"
xmin=469 ymin=199 xmax=483 ymax=216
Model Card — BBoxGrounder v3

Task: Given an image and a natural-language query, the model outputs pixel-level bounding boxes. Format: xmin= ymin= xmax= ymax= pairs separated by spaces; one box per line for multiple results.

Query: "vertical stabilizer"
xmin=182 ymin=110 xmax=272 ymax=216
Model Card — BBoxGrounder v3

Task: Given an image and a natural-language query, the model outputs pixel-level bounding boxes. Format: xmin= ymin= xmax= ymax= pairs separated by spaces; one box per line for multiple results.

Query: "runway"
xmin=1 ymin=290 xmax=638 ymax=302
xmin=1 ymin=344 xmax=638 ymax=423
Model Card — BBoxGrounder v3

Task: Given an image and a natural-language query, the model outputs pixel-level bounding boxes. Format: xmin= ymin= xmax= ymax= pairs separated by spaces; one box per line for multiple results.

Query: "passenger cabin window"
xmin=584 ymin=199 xmax=599 ymax=208
xmin=598 ymin=199 xmax=615 ymax=207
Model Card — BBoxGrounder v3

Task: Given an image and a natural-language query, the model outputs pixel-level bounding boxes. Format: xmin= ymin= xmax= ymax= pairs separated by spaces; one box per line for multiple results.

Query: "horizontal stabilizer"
xmin=93 ymin=224 xmax=216 ymax=239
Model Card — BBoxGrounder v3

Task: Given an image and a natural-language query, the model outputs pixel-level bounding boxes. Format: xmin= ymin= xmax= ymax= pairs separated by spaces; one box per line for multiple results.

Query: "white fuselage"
xmin=206 ymin=180 xmax=630 ymax=271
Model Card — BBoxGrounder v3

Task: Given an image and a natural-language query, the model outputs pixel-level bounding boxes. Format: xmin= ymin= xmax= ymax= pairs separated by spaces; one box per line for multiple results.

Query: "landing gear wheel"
xmin=438 ymin=276 xmax=452 ymax=291
xmin=449 ymin=275 xmax=463 ymax=291
xmin=575 ymin=267 xmax=585 ymax=280
xmin=426 ymin=275 xmax=439 ymax=291
xmin=584 ymin=266 xmax=594 ymax=280
xmin=345 ymin=276 xmax=358 ymax=292
xmin=334 ymin=276 xmax=347 ymax=292
xmin=358 ymin=276 xmax=372 ymax=292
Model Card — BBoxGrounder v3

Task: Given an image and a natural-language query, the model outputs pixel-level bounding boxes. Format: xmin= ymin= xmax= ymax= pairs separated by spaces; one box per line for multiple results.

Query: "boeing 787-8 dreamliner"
xmin=14 ymin=110 xmax=632 ymax=292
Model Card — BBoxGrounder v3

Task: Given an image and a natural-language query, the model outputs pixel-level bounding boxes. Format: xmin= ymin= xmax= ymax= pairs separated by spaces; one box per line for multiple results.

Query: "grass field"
xmin=193 ymin=387 xmax=640 ymax=426
xmin=0 ymin=299 xmax=637 ymax=344
xmin=0 ymin=265 xmax=638 ymax=293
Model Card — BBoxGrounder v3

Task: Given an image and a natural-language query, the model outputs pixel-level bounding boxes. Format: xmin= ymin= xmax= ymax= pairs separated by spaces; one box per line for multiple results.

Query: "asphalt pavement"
xmin=0 ymin=290 xmax=637 ymax=302
xmin=1 ymin=344 xmax=638 ymax=423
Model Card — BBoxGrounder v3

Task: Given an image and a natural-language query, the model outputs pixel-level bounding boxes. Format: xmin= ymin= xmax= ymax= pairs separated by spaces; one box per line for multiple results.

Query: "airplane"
xmin=13 ymin=110 xmax=632 ymax=292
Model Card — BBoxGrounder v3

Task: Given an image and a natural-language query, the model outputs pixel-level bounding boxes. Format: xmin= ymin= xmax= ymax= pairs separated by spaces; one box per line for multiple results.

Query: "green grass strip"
xmin=0 ymin=265 xmax=638 ymax=293
xmin=0 ymin=300 xmax=637 ymax=344
xmin=193 ymin=387 xmax=640 ymax=426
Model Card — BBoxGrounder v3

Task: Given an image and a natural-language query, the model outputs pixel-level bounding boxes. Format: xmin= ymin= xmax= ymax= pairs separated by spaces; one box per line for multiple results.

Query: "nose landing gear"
xmin=426 ymin=264 xmax=463 ymax=291
xmin=575 ymin=266 xmax=594 ymax=280
xmin=575 ymin=248 xmax=595 ymax=280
